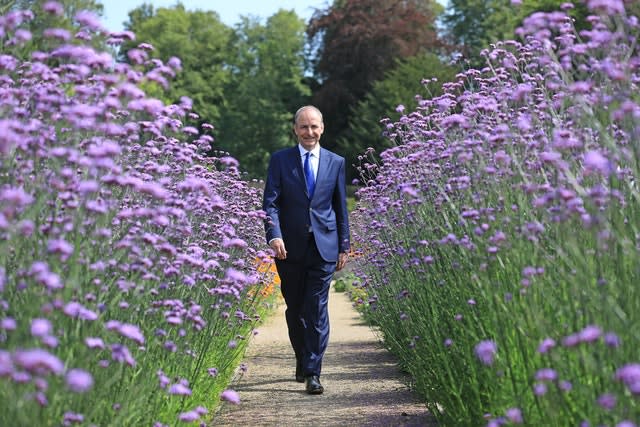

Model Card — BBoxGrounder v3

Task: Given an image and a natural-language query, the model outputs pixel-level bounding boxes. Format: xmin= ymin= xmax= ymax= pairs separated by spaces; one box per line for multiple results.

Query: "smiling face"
xmin=294 ymin=107 xmax=324 ymax=151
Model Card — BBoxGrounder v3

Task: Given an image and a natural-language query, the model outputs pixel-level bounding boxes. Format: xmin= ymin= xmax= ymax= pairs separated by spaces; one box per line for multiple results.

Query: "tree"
xmin=337 ymin=53 xmax=457 ymax=182
xmin=441 ymin=0 xmax=592 ymax=67
xmin=122 ymin=3 xmax=233 ymax=125
xmin=307 ymin=0 xmax=442 ymax=152
xmin=216 ymin=10 xmax=310 ymax=179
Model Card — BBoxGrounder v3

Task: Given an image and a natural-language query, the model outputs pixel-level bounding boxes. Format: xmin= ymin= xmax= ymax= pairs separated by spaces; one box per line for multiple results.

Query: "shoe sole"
xmin=307 ymin=387 xmax=324 ymax=395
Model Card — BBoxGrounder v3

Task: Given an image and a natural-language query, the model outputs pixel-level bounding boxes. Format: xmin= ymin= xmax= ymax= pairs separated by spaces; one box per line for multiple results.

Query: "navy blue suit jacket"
xmin=263 ymin=146 xmax=350 ymax=262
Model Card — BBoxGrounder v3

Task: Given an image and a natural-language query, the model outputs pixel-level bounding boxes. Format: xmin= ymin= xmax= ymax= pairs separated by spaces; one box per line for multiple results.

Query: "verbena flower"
xmin=220 ymin=389 xmax=240 ymax=404
xmin=65 ymin=369 xmax=94 ymax=393
xmin=475 ymin=340 xmax=498 ymax=366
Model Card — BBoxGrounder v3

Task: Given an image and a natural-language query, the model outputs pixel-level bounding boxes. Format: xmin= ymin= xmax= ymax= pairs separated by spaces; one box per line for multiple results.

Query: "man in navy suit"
xmin=263 ymin=105 xmax=350 ymax=395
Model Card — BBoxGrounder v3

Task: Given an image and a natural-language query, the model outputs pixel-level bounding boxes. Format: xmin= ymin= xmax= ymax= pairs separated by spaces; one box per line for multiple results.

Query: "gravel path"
xmin=212 ymin=287 xmax=435 ymax=426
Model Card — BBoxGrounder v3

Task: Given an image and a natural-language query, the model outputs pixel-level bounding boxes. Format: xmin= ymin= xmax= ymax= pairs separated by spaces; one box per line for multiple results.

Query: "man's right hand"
xmin=269 ymin=238 xmax=287 ymax=260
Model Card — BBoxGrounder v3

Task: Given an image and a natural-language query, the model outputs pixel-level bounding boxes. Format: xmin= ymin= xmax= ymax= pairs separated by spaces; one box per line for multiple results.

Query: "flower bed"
xmin=0 ymin=5 xmax=275 ymax=426
xmin=351 ymin=3 xmax=640 ymax=426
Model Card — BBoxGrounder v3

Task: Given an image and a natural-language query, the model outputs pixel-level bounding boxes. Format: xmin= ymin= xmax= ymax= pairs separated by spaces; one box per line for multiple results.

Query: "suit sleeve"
xmin=333 ymin=157 xmax=350 ymax=253
xmin=262 ymin=154 xmax=282 ymax=243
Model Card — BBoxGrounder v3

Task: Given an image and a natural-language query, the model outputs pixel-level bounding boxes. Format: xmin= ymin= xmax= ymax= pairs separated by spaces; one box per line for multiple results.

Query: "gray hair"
xmin=294 ymin=105 xmax=323 ymax=124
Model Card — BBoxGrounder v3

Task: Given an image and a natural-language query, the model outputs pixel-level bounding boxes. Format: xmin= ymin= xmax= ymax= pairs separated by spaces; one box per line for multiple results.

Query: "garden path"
xmin=212 ymin=286 xmax=435 ymax=426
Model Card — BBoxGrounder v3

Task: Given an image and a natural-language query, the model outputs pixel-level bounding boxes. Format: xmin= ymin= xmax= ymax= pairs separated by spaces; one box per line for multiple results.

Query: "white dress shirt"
xmin=299 ymin=144 xmax=319 ymax=180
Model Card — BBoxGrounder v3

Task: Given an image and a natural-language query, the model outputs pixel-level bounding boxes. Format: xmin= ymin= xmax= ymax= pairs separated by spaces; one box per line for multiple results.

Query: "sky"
xmin=101 ymin=0 xmax=331 ymax=32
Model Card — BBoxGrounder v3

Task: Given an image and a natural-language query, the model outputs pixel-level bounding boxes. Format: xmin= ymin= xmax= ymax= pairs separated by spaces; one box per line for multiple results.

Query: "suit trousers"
xmin=275 ymin=233 xmax=336 ymax=377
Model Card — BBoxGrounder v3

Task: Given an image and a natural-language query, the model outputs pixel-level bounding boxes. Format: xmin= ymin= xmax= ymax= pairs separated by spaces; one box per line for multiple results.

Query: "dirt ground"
xmin=211 ymin=286 xmax=436 ymax=426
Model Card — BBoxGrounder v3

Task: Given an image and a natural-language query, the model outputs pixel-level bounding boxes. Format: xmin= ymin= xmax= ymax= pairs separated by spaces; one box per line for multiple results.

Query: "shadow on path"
xmin=212 ymin=288 xmax=435 ymax=427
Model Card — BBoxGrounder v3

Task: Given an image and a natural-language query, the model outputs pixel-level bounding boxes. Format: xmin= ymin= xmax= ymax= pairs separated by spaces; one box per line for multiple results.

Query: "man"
xmin=262 ymin=105 xmax=350 ymax=395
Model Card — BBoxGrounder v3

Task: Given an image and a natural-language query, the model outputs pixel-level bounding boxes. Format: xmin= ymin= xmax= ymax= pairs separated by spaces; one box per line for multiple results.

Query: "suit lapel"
xmin=316 ymin=148 xmax=330 ymax=192
xmin=289 ymin=147 xmax=307 ymax=195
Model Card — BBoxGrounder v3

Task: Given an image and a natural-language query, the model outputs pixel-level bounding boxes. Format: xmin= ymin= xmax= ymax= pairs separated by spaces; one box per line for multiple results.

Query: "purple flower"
xmin=505 ymin=407 xmax=523 ymax=424
xmin=1 ymin=317 xmax=17 ymax=331
xmin=178 ymin=410 xmax=200 ymax=422
xmin=63 ymin=302 xmax=97 ymax=320
xmin=14 ymin=349 xmax=64 ymax=375
xmin=157 ymin=370 xmax=170 ymax=389
xmin=558 ymin=380 xmax=572 ymax=392
xmin=43 ymin=1 xmax=64 ymax=15
xmin=116 ymin=323 xmax=145 ymax=345
xmin=169 ymin=382 xmax=192 ymax=396
xmin=597 ymin=393 xmax=616 ymax=410
xmin=43 ymin=28 xmax=71 ymax=41
xmin=578 ymin=325 xmax=602 ymax=343
xmin=220 ymin=389 xmax=240 ymax=404
xmin=74 ymin=10 xmax=103 ymax=30
xmin=31 ymin=319 xmax=52 ymax=337
xmin=0 ymin=187 xmax=34 ymax=208
xmin=167 ymin=56 xmax=182 ymax=71
xmin=35 ymin=391 xmax=48 ymax=407
xmin=47 ymin=239 xmax=74 ymax=260
xmin=84 ymin=337 xmax=105 ymax=349
xmin=561 ymin=333 xmax=580 ymax=347
xmin=62 ymin=411 xmax=84 ymax=425
xmin=535 ymin=368 xmax=557 ymax=381
xmin=0 ymin=350 xmax=15 ymax=376
xmin=42 ymin=335 xmax=58 ymax=348
xmin=474 ymin=340 xmax=497 ymax=366
xmin=604 ymin=332 xmax=620 ymax=348
xmin=537 ymin=337 xmax=556 ymax=354
xmin=616 ymin=363 xmax=640 ymax=390
xmin=110 ymin=344 xmax=136 ymax=366
xmin=66 ymin=369 xmax=94 ymax=392
xmin=583 ymin=151 xmax=612 ymax=176
xmin=587 ymin=0 xmax=625 ymax=15
xmin=533 ymin=382 xmax=547 ymax=396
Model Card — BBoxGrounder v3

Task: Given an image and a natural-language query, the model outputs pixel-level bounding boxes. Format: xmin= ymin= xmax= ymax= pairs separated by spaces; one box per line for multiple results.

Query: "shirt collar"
xmin=298 ymin=144 xmax=320 ymax=158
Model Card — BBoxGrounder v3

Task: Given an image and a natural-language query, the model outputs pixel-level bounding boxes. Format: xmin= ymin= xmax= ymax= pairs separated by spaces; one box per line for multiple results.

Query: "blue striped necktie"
xmin=304 ymin=152 xmax=315 ymax=198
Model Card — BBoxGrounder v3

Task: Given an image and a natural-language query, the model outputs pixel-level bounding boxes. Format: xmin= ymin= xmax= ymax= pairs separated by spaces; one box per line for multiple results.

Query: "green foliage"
xmin=121 ymin=6 xmax=309 ymax=179
xmin=338 ymin=53 xmax=458 ymax=182
xmin=215 ymin=11 xmax=310 ymax=179
xmin=306 ymin=0 xmax=442 ymax=156
xmin=122 ymin=3 xmax=233 ymax=125
xmin=333 ymin=271 xmax=356 ymax=293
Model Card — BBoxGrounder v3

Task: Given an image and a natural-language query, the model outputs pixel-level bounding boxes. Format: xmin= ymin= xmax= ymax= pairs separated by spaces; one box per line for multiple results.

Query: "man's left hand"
xmin=336 ymin=252 xmax=348 ymax=271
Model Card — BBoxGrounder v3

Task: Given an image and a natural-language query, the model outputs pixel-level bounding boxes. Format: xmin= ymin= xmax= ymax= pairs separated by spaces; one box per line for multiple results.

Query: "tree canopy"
xmin=122 ymin=3 xmax=232 ymax=124
xmin=306 ymin=0 xmax=443 ymax=151
xmin=338 ymin=53 xmax=457 ymax=182
xmin=441 ymin=0 xmax=594 ymax=67
xmin=215 ymin=10 xmax=311 ymax=179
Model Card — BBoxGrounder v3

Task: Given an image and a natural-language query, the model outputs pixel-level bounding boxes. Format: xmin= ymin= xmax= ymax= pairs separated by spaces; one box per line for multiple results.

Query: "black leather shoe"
xmin=305 ymin=375 xmax=324 ymax=395
xmin=295 ymin=361 xmax=304 ymax=383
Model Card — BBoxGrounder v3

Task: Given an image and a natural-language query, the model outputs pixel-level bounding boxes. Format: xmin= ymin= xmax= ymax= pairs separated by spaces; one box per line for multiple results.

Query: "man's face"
xmin=294 ymin=109 xmax=324 ymax=151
